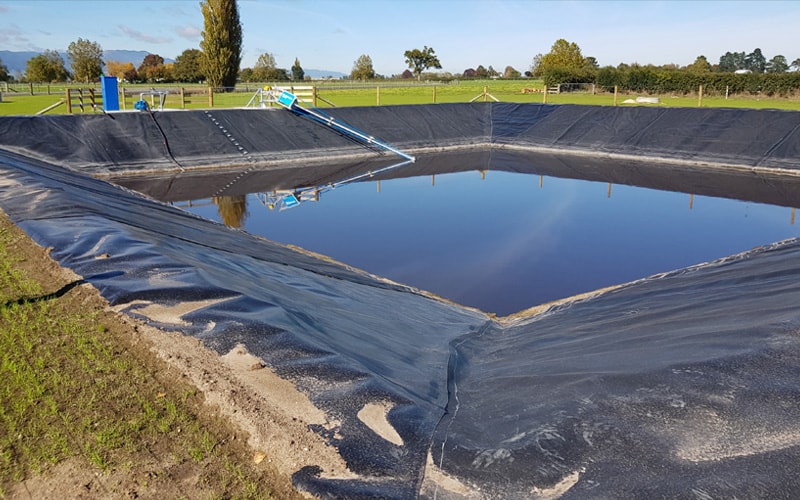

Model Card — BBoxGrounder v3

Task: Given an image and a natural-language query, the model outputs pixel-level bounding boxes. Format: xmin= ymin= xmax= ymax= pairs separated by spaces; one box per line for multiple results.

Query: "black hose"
xmin=147 ymin=108 xmax=184 ymax=171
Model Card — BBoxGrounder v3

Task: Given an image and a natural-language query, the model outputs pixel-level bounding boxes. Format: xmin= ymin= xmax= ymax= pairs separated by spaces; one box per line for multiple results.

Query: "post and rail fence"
xmin=65 ymin=88 xmax=100 ymax=113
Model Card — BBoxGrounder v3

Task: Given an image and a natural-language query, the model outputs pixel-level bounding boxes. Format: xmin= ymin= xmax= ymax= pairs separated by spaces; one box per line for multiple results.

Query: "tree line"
xmin=0 ymin=0 xmax=514 ymax=88
xmin=0 ymin=0 xmax=244 ymax=88
xmin=3 ymin=0 xmax=799 ymax=95
xmin=532 ymin=39 xmax=800 ymax=96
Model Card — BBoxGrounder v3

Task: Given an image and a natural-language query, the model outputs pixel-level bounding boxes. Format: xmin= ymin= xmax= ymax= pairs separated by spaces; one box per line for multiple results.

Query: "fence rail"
xmin=65 ymin=88 xmax=100 ymax=113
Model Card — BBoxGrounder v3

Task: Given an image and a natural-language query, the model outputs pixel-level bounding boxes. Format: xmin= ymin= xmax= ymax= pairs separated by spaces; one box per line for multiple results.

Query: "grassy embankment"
xmin=2 ymin=79 xmax=800 ymax=115
xmin=0 ymin=217 xmax=299 ymax=498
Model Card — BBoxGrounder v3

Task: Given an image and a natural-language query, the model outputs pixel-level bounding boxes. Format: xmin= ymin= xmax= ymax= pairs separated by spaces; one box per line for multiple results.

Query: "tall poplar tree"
xmin=200 ymin=0 xmax=242 ymax=89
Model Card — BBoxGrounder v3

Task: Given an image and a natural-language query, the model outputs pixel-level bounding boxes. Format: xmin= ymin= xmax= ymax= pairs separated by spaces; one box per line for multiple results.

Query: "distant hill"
xmin=298 ymin=68 xmax=347 ymax=80
xmin=0 ymin=50 xmax=174 ymax=78
xmin=104 ymin=50 xmax=174 ymax=67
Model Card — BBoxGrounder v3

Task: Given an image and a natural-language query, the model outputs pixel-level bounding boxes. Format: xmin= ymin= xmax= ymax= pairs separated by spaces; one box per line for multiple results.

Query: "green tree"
xmin=25 ymin=50 xmax=70 ymax=82
xmin=200 ymin=0 xmax=243 ymax=89
xmin=172 ymin=48 xmax=204 ymax=83
xmin=253 ymin=52 xmax=287 ymax=81
xmin=238 ymin=67 xmax=254 ymax=82
xmin=404 ymin=46 xmax=441 ymax=80
xmin=792 ymin=58 xmax=800 ymax=71
xmin=67 ymin=38 xmax=103 ymax=82
xmin=539 ymin=39 xmax=585 ymax=72
xmin=350 ymin=54 xmax=375 ymax=80
xmin=535 ymin=39 xmax=598 ymax=87
xmin=718 ymin=51 xmax=746 ymax=72
xmin=291 ymin=58 xmax=304 ymax=81
xmin=766 ymin=55 xmax=789 ymax=73
xmin=687 ymin=55 xmax=711 ymax=73
xmin=530 ymin=53 xmax=543 ymax=77
xmin=0 ymin=58 xmax=7 ymax=81
xmin=745 ymin=48 xmax=766 ymax=73
xmin=273 ymin=68 xmax=290 ymax=81
xmin=254 ymin=52 xmax=276 ymax=72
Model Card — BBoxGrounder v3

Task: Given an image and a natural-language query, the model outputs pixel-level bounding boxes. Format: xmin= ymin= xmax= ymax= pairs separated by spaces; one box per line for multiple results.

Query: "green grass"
xmin=0 ymin=94 xmax=68 ymax=115
xmin=3 ymin=79 xmax=800 ymax=115
xmin=0 ymin=223 xmax=294 ymax=498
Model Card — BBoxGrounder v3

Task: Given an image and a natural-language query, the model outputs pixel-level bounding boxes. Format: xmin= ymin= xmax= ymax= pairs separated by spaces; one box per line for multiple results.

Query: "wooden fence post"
xmin=433 ymin=85 xmax=437 ymax=104
xmin=543 ymin=87 xmax=547 ymax=104
xmin=312 ymin=86 xmax=317 ymax=107
xmin=119 ymin=86 xmax=126 ymax=110
xmin=614 ymin=85 xmax=618 ymax=106
xmin=180 ymin=87 xmax=186 ymax=109
xmin=208 ymin=87 xmax=214 ymax=108
xmin=376 ymin=85 xmax=380 ymax=106
xmin=65 ymin=88 xmax=72 ymax=114
xmin=697 ymin=85 xmax=703 ymax=107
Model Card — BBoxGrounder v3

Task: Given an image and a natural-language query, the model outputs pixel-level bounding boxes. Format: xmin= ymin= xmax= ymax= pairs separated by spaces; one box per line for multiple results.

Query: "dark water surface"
xmin=178 ymin=167 xmax=800 ymax=316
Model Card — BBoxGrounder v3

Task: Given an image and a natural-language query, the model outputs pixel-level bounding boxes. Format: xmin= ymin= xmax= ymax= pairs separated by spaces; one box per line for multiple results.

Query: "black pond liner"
xmin=2 ymin=103 xmax=800 ymax=498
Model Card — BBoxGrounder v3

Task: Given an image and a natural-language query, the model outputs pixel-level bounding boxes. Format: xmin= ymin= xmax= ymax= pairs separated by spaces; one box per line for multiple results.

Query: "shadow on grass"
xmin=1 ymin=271 xmax=123 ymax=308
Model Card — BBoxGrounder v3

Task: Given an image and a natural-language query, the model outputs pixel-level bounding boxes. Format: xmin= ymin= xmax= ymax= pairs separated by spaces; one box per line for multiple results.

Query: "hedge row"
xmin=543 ymin=67 xmax=800 ymax=96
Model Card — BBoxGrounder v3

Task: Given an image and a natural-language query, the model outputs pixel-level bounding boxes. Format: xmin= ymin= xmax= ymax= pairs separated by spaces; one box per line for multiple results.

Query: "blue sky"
xmin=1 ymin=0 xmax=797 ymax=76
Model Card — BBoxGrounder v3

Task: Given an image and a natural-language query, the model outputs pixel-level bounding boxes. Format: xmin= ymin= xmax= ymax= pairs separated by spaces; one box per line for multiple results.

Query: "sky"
xmin=0 ymin=0 xmax=798 ymax=76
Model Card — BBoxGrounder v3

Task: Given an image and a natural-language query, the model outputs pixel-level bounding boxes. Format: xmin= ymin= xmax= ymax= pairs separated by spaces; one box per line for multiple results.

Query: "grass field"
xmin=2 ymin=79 xmax=800 ymax=115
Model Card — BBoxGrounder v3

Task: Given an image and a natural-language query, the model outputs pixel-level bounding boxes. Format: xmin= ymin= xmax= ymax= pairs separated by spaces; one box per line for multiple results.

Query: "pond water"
xmin=172 ymin=163 xmax=800 ymax=316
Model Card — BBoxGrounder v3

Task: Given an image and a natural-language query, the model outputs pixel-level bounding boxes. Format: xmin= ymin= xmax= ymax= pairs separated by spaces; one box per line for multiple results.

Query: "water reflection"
xmin=109 ymin=152 xmax=800 ymax=315
xmin=213 ymin=195 xmax=248 ymax=228
xmin=253 ymin=159 xmax=413 ymax=212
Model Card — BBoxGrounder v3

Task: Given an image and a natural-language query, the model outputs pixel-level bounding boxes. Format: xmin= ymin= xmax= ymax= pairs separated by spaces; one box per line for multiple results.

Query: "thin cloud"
xmin=118 ymin=25 xmax=172 ymax=44
xmin=176 ymin=25 xmax=201 ymax=40
xmin=0 ymin=26 xmax=28 ymax=44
